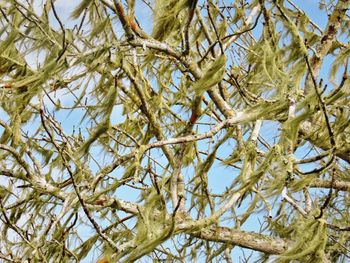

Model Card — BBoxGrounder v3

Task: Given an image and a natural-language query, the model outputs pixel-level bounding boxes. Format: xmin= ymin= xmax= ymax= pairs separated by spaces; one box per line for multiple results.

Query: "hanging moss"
xmin=79 ymin=121 xmax=110 ymax=154
xmin=71 ymin=0 xmax=95 ymax=19
xmin=277 ymin=215 xmax=328 ymax=263
xmin=192 ymin=54 xmax=227 ymax=94
xmin=122 ymin=188 xmax=172 ymax=262
xmin=152 ymin=0 xmax=188 ymax=41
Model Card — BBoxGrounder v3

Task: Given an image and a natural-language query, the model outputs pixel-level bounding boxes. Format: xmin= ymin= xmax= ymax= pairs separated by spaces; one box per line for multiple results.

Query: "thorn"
xmin=343 ymin=59 xmax=348 ymax=79
xmin=318 ymin=78 xmax=323 ymax=88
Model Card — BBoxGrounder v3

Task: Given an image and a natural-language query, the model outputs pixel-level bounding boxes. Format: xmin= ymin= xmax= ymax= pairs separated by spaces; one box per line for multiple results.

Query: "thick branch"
xmin=304 ymin=0 xmax=350 ymax=94
xmin=191 ymin=226 xmax=291 ymax=255
xmin=310 ymin=179 xmax=350 ymax=192
xmin=299 ymin=121 xmax=350 ymax=163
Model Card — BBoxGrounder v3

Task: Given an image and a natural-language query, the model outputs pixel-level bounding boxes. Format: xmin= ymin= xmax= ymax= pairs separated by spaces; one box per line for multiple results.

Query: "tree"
xmin=0 ymin=0 xmax=349 ymax=262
